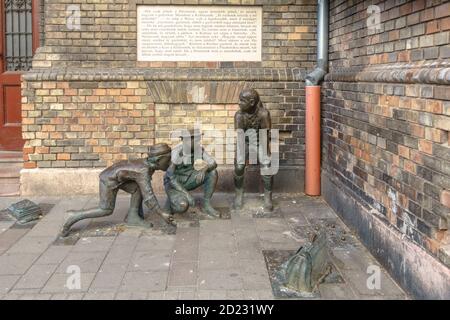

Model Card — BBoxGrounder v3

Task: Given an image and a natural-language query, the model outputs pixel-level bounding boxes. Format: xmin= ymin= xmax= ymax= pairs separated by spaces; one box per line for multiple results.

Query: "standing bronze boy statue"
xmin=61 ymin=143 xmax=174 ymax=237
xmin=234 ymin=89 xmax=274 ymax=212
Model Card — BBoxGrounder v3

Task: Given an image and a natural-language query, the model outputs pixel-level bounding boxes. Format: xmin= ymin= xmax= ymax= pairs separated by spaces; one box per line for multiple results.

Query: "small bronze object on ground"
xmin=281 ymin=232 xmax=331 ymax=293
xmin=234 ymin=88 xmax=274 ymax=212
xmin=60 ymin=143 xmax=174 ymax=237
xmin=7 ymin=199 xmax=42 ymax=224
xmin=164 ymin=129 xmax=220 ymax=218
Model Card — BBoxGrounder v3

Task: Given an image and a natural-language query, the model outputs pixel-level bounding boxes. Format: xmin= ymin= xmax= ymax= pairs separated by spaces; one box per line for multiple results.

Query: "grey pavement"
xmin=0 ymin=193 xmax=408 ymax=300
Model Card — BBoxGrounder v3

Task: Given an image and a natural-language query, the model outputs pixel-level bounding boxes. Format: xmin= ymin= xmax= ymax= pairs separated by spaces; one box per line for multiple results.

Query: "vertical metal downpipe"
xmin=305 ymin=0 xmax=329 ymax=196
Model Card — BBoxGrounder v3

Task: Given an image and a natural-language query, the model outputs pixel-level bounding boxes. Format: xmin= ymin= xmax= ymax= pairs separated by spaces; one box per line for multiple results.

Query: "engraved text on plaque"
xmin=137 ymin=6 xmax=262 ymax=62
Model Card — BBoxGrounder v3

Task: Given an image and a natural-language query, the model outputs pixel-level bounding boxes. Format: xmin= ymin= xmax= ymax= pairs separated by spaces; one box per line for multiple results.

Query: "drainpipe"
xmin=305 ymin=0 xmax=329 ymax=196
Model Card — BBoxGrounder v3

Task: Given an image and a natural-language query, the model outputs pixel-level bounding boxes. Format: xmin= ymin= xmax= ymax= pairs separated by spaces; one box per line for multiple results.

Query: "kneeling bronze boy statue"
xmin=61 ymin=143 xmax=174 ymax=237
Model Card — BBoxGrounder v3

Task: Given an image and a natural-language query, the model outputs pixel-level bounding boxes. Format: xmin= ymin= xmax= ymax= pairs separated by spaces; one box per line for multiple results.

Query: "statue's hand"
xmin=155 ymin=207 xmax=176 ymax=226
xmin=195 ymin=168 xmax=207 ymax=185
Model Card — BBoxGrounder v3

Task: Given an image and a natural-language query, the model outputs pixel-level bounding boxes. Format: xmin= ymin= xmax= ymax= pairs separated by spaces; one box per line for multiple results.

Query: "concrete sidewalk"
xmin=0 ymin=193 xmax=407 ymax=300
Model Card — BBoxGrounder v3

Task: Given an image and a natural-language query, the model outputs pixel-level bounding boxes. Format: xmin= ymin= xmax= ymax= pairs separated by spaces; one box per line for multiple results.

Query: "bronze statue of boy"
xmin=234 ymin=88 xmax=274 ymax=212
xmin=61 ymin=143 xmax=174 ymax=237
xmin=164 ymin=129 xmax=220 ymax=217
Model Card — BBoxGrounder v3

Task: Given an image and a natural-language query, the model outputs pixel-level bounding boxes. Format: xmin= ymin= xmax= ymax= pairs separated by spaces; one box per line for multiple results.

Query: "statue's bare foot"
xmin=233 ymin=195 xmax=243 ymax=210
xmin=202 ymin=201 xmax=220 ymax=218
xmin=66 ymin=209 xmax=84 ymax=216
xmin=263 ymin=202 xmax=274 ymax=212
xmin=264 ymin=191 xmax=274 ymax=212
xmin=60 ymin=226 xmax=71 ymax=238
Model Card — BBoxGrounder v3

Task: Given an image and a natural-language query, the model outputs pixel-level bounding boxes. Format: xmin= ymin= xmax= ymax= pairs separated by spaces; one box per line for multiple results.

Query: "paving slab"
xmin=243 ymin=289 xmax=275 ymax=300
xmin=18 ymin=293 xmax=53 ymax=300
xmin=135 ymin=234 xmax=176 ymax=252
xmin=102 ymin=245 xmax=135 ymax=265
xmin=236 ymin=239 xmax=265 ymax=260
xmin=172 ymin=228 xmax=199 ymax=261
xmin=72 ymin=237 xmax=115 ymax=252
xmin=198 ymin=268 xmax=244 ymax=290
xmin=49 ymin=292 xmax=85 ymax=300
xmin=0 ymin=221 xmax=15 ymax=235
xmin=83 ymin=292 xmax=116 ymax=300
xmin=168 ymin=260 xmax=198 ymax=288
xmin=113 ymin=232 xmax=140 ymax=247
xmin=0 ymin=275 xmax=20 ymax=293
xmin=120 ymin=271 xmax=168 ymax=292
xmin=0 ymin=228 xmax=30 ymax=254
xmin=41 ymin=272 xmax=96 ymax=293
xmin=199 ymin=247 xmax=240 ymax=270
xmin=146 ymin=291 xmax=165 ymax=299
xmin=115 ymin=291 xmax=149 ymax=300
xmin=318 ymin=283 xmax=358 ymax=300
xmin=0 ymin=253 xmax=39 ymax=275
xmin=35 ymin=245 xmax=72 ymax=265
xmin=25 ymin=221 xmax=63 ymax=237
xmin=239 ymin=258 xmax=272 ymax=290
xmin=199 ymin=230 xmax=236 ymax=250
xmin=6 ymin=236 xmax=54 ymax=254
xmin=341 ymin=269 xmax=406 ymax=298
xmin=8 ymin=288 xmax=41 ymax=294
xmin=14 ymin=264 xmax=58 ymax=289
xmin=129 ymin=250 xmax=172 ymax=272
xmin=89 ymin=264 xmax=128 ymax=290
xmin=56 ymin=251 xmax=107 ymax=274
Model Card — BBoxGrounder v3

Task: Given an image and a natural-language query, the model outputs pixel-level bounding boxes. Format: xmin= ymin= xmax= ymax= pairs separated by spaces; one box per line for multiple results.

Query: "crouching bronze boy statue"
xmin=60 ymin=143 xmax=174 ymax=237
xmin=164 ymin=129 xmax=220 ymax=218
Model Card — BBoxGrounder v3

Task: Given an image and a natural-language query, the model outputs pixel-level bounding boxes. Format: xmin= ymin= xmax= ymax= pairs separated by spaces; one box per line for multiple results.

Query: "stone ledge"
xmin=20 ymin=166 xmax=304 ymax=196
xmin=322 ymin=172 xmax=450 ymax=299
xmin=326 ymin=61 xmax=450 ymax=85
xmin=22 ymin=68 xmax=307 ymax=82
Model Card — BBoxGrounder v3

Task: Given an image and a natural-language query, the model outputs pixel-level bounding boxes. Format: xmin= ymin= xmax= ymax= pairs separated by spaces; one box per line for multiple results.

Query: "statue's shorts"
xmin=234 ymin=141 xmax=272 ymax=176
xmin=164 ymin=170 xmax=216 ymax=213
xmin=99 ymin=180 xmax=140 ymax=210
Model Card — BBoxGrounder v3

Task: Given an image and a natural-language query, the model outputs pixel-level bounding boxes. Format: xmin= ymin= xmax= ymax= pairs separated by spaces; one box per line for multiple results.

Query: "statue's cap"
xmin=148 ymin=143 xmax=171 ymax=157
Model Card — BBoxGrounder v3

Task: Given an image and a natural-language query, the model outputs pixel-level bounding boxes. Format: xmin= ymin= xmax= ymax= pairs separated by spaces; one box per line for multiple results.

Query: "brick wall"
xmin=323 ymin=0 xmax=450 ymax=267
xmin=151 ymin=80 xmax=303 ymax=165
xmin=33 ymin=0 xmax=317 ymax=69
xmin=22 ymin=80 xmax=154 ymax=169
xmin=22 ymin=72 xmax=305 ymax=169
xmin=23 ymin=0 xmax=314 ymax=176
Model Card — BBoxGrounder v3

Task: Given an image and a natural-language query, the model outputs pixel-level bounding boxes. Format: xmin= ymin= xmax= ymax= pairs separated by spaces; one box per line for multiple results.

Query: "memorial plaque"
xmin=137 ymin=6 xmax=262 ymax=62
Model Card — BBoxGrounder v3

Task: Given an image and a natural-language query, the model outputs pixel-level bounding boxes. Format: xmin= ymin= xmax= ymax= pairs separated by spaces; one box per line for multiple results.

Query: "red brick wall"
xmin=323 ymin=0 xmax=450 ymax=266
xmin=34 ymin=0 xmax=317 ymax=69
xmin=23 ymin=0 xmax=316 ymax=173
xmin=22 ymin=80 xmax=155 ymax=169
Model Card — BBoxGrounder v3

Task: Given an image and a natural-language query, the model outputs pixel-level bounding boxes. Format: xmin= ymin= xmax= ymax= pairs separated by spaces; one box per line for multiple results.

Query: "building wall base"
xmin=322 ymin=172 xmax=450 ymax=299
xmin=20 ymin=166 xmax=304 ymax=196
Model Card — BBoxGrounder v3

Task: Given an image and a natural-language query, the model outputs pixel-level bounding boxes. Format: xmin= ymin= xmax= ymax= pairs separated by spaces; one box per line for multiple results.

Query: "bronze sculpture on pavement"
xmin=234 ymin=88 xmax=274 ymax=212
xmin=60 ymin=143 xmax=174 ymax=237
xmin=281 ymin=232 xmax=331 ymax=293
xmin=164 ymin=129 xmax=220 ymax=218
